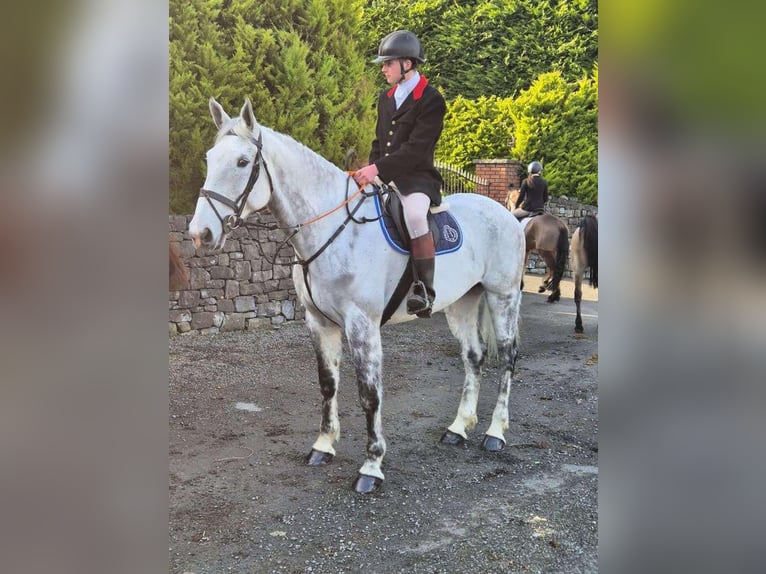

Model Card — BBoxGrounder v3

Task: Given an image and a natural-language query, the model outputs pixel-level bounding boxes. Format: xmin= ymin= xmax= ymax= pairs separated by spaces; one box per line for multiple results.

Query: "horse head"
xmin=189 ymin=98 xmax=273 ymax=249
xmin=505 ymin=188 xmax=519 ymax=211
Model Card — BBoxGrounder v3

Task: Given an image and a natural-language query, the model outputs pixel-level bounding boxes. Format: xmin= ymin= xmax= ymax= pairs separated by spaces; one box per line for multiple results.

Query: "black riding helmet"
xmin=373 ymin=30 xmax=425 ymax=83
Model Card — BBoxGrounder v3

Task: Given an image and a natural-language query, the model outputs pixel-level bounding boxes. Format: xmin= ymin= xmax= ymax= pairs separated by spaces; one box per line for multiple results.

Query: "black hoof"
xmin=481 ymin=435 xmax=506 ymax=452
xmin=353 ymin=474 xmax=383 ymax=494
xmin=575 ymin=326 xmax=584 ymax=334
xmin=306 ymin=449 xmax=334 ymax=466
xmin=546 ymin=292 xmax=560 ymax=303
xmin=440 ymin=430 xmax=466 ymax=447
xmin=538 ymin=285 xmax=547 ymax=293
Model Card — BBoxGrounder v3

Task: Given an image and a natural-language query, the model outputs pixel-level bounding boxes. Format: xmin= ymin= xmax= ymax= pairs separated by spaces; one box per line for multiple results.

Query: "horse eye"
xmin=237 ymin=158 xmax=249 ymax=168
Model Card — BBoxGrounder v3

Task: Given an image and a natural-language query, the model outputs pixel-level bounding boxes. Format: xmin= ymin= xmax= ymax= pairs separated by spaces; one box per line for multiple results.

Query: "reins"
xmin=199 ymin=137 xmax=388 ymax=325
xmin=239 ymin=172 xmax=385 ymax=268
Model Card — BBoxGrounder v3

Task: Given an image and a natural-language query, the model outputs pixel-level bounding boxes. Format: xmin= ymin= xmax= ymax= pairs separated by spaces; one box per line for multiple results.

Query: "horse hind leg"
xmin=572 ymin=231 xmax=585 ymax=333
xmin=480 ymin=289 xmax=522 ymax=452
xmin=574 ymin=259 xmax=585 ymax=333
xmin=441 ymin=286 xmax=485 ymax=447
xmin=540 ymin=250 xmax=561 ymax=302
xmin=537 ymin=256 xmax=551 ymax=293
xmin=574 ymin=278 xmax=584 ymax=333
xmin=304 ymin=317 xmax=343 ymax=466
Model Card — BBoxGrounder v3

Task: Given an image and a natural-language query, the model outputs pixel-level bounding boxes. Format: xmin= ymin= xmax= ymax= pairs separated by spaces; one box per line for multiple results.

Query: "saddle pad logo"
xmin=442 ymin=224 xmax=459 ymax=243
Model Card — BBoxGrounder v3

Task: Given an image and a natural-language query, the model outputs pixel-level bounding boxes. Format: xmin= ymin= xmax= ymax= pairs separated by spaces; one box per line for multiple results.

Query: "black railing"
xmin=435 ymin=160 xmax=491 ymax=196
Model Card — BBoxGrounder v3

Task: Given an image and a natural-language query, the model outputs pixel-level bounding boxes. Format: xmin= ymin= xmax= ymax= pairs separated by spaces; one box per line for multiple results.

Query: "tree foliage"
xmin=361 ymin=0 xmax=597 ymax=100
xmin=170 ymin=0 xmax=377 ymax=214
xmin=436 ymin=95 xmax=515 ymax=170
xmin=510 ymin=67 xmax=598 ymax=204
xmin=436 ymin=67 xmax=597 ymax=204
xmin=169 ymin=0 xmax=599 ymax=213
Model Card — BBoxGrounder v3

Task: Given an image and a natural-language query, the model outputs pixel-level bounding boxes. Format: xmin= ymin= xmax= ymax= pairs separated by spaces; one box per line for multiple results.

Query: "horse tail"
xmin=479 ymin=293 xmax=497 ymax=363
xmin=478 ymin=289 xmax=521 ymax=366
xmin=552 ymin=224 xmax=569 ymax=290
xmin=580 ymin=215 xmax=598 ymax=288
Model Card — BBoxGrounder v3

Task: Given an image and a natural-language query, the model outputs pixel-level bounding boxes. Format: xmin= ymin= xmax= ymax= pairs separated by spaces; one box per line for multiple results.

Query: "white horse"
xmin=189 ymin=98 xmax=526 ymax=493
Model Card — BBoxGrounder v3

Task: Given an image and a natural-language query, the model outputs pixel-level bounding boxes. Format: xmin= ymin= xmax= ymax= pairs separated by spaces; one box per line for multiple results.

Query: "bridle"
xmin=196 ymin=129 xmax=387 ymax=325
xmin=198 ymin=132 xmax=273 ymax=235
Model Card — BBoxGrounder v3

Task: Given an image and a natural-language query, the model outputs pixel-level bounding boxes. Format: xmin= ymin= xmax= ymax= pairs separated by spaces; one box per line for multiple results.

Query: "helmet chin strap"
xmin=397 ymin=59 xmax=411 ymax=83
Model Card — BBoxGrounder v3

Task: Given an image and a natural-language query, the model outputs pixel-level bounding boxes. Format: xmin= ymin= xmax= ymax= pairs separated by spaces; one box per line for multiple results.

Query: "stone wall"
xmin=169 ymin=214 xmax=304 ymax=336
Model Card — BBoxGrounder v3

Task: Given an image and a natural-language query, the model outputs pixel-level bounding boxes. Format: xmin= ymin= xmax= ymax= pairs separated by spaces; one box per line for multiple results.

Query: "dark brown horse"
xmin=571 ymin=214 xmax=598 ymax=333
xmin=506 ymin=189 xmax=569 ymax=303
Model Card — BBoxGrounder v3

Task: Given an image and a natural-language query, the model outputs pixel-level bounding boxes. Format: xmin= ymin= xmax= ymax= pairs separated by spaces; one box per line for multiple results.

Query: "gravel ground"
xmin=169 ymin=287 xmax=598 ymax=573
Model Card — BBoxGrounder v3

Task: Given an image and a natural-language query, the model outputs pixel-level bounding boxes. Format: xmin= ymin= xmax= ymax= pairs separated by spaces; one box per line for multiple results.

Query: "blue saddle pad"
xmin=374 ymin=194 xmax=463 ymax=256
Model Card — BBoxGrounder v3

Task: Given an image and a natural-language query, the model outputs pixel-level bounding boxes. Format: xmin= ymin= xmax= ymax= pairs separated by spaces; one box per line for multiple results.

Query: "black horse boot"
xmin=407 ymin=232 xmax=436 ymax=318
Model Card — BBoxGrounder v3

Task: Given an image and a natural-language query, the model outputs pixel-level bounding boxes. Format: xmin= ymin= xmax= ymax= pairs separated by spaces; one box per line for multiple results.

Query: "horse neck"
xmin=259 ymin=128 xmax=365 ymax=257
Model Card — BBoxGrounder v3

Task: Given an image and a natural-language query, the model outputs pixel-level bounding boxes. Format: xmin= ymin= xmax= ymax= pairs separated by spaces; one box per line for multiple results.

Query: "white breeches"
xmin=396 ymin=190 xmax=431 ymax=239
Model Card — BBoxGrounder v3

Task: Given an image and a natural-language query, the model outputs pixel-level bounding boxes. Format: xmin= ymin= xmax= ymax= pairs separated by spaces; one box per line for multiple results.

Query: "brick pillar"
xmin=473 ymin=159 xmax=523 ymax=205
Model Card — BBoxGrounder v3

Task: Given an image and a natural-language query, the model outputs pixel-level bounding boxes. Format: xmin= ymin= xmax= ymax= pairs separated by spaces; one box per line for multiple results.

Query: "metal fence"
xmin=435 ymin=160 xmax=491 ymax=196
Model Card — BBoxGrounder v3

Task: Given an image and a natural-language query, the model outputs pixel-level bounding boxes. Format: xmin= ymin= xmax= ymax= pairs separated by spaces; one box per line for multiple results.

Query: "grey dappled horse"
xmin=189 ymin=98 xmax=526 ymax=493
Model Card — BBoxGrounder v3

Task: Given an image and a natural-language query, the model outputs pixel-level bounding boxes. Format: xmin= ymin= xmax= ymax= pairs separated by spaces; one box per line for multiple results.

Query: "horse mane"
xmin=214 ymin=116 xmax=252 ymax=145
xmin=215 ymin=116 xmax=345 ymax=177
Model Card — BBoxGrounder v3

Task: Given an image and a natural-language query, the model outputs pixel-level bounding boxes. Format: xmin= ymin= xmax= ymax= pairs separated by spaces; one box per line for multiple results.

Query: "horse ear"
xmin=240 ymin=98 xmax=258 ymax=133
xmin=209 ymin=97 xmax=230 ymax=129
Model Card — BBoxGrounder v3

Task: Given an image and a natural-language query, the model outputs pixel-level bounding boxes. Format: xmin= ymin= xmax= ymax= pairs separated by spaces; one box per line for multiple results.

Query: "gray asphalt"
xmin=169 ymin=288 xmax=598 ymax=573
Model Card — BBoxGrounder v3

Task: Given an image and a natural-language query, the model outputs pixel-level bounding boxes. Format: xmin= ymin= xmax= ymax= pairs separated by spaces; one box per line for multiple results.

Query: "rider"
xmin=353 ymin=30 xmax=446 ymax=318
xmin=512 ymin=161 xmax=549 ymax=221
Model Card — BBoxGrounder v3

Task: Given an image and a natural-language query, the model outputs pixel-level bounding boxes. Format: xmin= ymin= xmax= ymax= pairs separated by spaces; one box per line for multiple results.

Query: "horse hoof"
xmin=440 ymin=430 xmax=466 ymax=447
xmin=353 ymin=474 xmax=383 ymax=494
xmin=546 ymin=292 xmax=560 ymax=303
xmin=575 ymin=325 xmax=584 ymax=334
xmin=306 ymin=449 xmax=334 ymax=466
xmin=481 ymin=435 xmax=505 ymax=452
xmin=538 ymin=285 xmax=546 ymax=293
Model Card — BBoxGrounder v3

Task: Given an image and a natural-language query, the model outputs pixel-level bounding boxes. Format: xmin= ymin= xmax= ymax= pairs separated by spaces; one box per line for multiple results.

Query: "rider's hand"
xmin=353 ymin=164 xmax=379 ymax=186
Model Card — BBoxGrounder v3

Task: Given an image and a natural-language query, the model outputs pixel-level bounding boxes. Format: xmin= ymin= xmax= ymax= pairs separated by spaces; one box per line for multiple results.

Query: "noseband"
xmin=198 ymin=132 xmax=273 ymax=234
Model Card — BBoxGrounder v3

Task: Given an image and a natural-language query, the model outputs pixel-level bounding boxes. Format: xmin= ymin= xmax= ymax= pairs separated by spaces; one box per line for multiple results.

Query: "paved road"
xmin=169 ymin=287 xmax=598 ymax=573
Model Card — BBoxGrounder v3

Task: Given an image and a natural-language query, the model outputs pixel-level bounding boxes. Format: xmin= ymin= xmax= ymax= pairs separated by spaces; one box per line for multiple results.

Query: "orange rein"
xmin=296 ymin=171 xmax=366 ymax=228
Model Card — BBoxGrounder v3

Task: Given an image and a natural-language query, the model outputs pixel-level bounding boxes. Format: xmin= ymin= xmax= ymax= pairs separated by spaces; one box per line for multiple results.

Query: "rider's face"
xmin=381 ymin=59 xmax=410 ymax=85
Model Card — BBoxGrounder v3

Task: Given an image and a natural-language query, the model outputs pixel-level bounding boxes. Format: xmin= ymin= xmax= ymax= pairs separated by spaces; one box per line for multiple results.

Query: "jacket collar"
xmin=386 ymin=75 xmax=429 ymax=99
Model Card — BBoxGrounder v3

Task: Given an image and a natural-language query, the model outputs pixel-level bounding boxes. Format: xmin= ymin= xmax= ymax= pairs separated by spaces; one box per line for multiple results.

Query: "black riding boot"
xmin=407 ymin=233 xmax=436 ymax=318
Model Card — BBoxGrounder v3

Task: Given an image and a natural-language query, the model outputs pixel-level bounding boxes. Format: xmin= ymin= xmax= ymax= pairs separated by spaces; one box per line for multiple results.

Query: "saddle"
xmin=518 ymin=208 xmax=546 ymax=229
xmin=383 ymin=192 xmax=440 ymax=252
xmin=377 ymin=191 xmax=462 ymax=255
xmin=375 ymin=189 xmax=462 ymax=325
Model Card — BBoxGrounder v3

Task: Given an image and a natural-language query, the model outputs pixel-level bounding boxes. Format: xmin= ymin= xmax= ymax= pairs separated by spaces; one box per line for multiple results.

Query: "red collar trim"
xmin=386 ymin=75 xmax=429 ymax=99
xmin=413 ymin=75 xmax=428 ymax=99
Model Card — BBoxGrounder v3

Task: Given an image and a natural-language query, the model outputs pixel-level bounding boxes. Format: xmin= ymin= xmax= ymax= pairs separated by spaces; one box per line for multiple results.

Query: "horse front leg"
xmin=305 ymin=314 xmax=343 ymax=466
xmin=481 ymin=291 xmax=522 ymax=451
xmin=345 ymin=313 xmax=386 ymax=494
